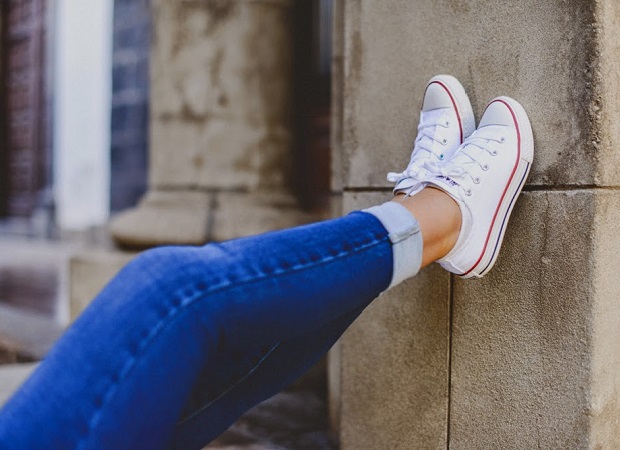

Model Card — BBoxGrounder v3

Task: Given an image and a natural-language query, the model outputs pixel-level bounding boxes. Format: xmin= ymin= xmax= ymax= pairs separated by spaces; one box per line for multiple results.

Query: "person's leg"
xmin=393 ymin=187 xmax=462 ymax=268
xmin=0 ymin=71 xmax=470 ymax=449
xmin=166 ymin=188 xmax=463 ymax=449
xmin=0 ymin=191 xmax=459 ymax=449
xmin=170 ymin=304 xmax=367 ymax=449
xmin=166 ymin=91 xmax=533 ymax=449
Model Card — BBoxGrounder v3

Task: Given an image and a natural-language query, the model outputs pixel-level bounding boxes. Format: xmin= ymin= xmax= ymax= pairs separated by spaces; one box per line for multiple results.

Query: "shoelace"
xmin=436 ymin=127 xmax=507 ymax=197
xmin=387 ymin=110 xmax=451 ymax=186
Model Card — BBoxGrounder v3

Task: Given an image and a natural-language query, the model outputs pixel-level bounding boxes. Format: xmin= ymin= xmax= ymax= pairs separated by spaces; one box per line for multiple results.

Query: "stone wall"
xmin=110 ymin=0 xmax=320 ymax=248
xmin=332 ymin=0 xmax=620 ymax=448
xmin=149 ymin=0 xmax=292 ymax=192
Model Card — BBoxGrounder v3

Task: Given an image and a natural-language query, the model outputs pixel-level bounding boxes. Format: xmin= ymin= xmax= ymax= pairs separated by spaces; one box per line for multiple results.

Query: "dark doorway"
xmin=292 ymin=0 xmax=332 ymax=211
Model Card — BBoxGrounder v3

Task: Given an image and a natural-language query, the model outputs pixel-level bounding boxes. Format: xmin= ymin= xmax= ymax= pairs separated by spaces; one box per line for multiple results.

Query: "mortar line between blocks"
xmin=342 ymin=185 xmax=620 ymax=194
xmin=446 ymin=273 xmax=455 ymax=449
xmin=523 ymin=184 xmax=620 ymax=192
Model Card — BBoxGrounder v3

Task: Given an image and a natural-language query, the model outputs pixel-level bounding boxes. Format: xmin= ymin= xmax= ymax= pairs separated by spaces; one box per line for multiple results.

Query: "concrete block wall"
xmin=332 ymin=0 xmax=620 ymax=448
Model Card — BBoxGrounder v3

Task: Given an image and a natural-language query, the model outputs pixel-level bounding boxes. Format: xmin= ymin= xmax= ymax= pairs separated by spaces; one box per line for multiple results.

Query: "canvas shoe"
xmin=387 ymin=75 xmax=475 ymax=196
xmin=430 ymin=96 xmax=534 ymax=278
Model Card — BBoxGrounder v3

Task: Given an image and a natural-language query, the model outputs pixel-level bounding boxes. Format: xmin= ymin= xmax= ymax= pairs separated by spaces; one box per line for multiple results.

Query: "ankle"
xmin=394 ymin=187 xmax=461 ymax=268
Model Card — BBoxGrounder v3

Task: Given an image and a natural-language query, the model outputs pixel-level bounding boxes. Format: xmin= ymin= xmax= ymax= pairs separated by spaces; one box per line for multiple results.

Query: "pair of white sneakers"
xmin=387 ymin=75 xmax=534 ymax=279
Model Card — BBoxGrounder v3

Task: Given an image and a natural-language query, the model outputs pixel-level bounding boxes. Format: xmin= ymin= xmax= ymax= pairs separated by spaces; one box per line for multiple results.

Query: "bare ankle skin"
xmin=392 ymin=188 xmax=462 ymax=269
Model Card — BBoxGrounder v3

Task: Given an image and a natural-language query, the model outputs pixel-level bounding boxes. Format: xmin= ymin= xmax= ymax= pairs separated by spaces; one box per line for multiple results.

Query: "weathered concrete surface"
xmin=210 ymin=191 xmax=321 ymax=242
xmin=334 ymin=0 xmax=620 ymax=448
xmin=150 ymin=0 xmax=293 ymax=190
xmin=109 ymin=189 xmax=319 ymax=249
xmin=586 ymin=190 xmax=620 ymax=448
xmin=449 ymin=190 xmax=620 ymax=448
xmin=342 ymin=0 xmax=617 ymax=189
xmin=596 ymin=0 xmax=620 ymax=185
xmin=337 ymin=191 xmax=451 ymax=449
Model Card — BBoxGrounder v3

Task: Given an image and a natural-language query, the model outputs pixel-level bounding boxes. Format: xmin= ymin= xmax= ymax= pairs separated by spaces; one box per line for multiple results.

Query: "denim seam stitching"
xmin=79 ymin=234 xmax=389 ymax=447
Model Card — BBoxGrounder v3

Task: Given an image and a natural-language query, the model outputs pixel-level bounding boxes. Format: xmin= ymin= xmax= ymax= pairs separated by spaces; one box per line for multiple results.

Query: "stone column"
xmin=334 ymin=0 xmax=620 ymax=448
xmin=71 ymin=0 xmax=320 ymax=317
xmin=110 ymin=0 xmax=317 ymax=247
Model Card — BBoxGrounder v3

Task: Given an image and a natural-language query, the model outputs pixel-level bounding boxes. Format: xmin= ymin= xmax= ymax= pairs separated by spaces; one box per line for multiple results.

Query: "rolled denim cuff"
xmin=364 ymin=201 xmax=423 ymax=290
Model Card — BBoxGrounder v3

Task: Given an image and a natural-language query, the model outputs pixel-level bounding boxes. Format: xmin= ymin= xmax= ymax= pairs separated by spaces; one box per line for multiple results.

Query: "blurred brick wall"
xmin=110 ymin=0 xmax=150 ymax=212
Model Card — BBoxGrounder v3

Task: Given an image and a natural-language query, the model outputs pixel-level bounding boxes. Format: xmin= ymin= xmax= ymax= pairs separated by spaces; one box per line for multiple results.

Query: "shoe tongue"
xmin=414 ymin=109 xmax=446 ymax=159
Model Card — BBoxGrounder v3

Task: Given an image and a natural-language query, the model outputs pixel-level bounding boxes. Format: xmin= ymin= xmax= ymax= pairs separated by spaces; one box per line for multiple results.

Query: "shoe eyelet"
xmin=445 ymin=121 xmax=450 ymax=127
xmin=465 ymin=189 xmax=472 ymax=196
xmin=482 ymin=164 xmax=489 ymax=171
xmin=442 ymin=139 xmax=448 ymax=145
xmin=474 ymin=177 xmax=480 ymax=184
xmin=438 ymin=153 xmax=445 ymax=161
xmin=491 ymin=150 xmax=498 ymax=156
xmin=500 ymin=136 xmax=506 ymax=143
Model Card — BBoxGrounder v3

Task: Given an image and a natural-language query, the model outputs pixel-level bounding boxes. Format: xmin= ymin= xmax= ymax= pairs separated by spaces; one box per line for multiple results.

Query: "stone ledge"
xmin=109 ymin=189 xmax=326 ymax=249
xmin=109 ymin=190 xmax=212 ymax=248
xmin=210 ymin=191 xmax=324 ymax=242
xmin=70 ymin=249 xmax=137 ymax=319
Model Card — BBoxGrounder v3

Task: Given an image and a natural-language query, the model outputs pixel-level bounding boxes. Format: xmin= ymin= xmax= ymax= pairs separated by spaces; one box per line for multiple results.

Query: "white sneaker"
xmin=430 ymin=96 xmax=534 ymax=278
xmin=387 ymin=75 xmax=475 ymax=196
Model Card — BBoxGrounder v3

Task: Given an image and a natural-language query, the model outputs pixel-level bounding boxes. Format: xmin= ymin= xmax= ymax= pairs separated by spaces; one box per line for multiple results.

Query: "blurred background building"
xmin=0 ymin=0 xmax=332 ymax=236
xmin=0 ymin=0 xmax=335 ymax=336
xmin=0 ymin=0 xmax=117 ymax=232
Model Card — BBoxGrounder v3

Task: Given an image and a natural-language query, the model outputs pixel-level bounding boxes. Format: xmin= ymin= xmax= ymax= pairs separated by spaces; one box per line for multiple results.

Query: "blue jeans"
xmin=0 ymin=204 xmax=422 ymax=449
